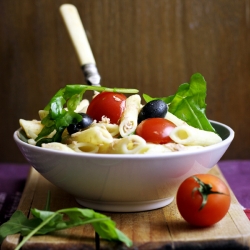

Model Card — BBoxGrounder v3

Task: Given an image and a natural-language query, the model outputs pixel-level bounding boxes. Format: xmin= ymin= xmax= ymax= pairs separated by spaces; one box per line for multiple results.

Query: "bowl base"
xmin=75 ymin=197 xmax=174 ymax=212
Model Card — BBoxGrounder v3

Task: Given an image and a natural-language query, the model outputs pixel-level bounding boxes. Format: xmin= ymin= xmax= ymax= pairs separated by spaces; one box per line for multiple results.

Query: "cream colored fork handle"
xmin=60 ymin=4 xmax=96 ymax=66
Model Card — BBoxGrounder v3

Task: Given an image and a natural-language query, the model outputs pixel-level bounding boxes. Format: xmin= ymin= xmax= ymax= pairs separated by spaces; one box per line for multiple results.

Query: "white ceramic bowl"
xmin=14 ymin=120 xmax=234 ymax=212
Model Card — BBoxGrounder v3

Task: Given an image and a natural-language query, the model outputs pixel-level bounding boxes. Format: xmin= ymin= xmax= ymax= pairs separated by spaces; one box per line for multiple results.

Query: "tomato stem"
xmin=192 ymin=176 xmax=227 ymax=210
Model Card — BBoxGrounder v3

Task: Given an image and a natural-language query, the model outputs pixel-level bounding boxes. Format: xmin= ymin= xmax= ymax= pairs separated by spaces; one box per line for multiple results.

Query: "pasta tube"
xmin=170 ymin=124 xmax=222 ymax=146
xmin=108 ymin=135 xmax=146 ymax=154
xmin=42 ymin=142 xmax=75 ymax=152
xmin=71 ymin=126 xmax=113 ymax=153
xmin=165 ymin=112 xmax=186 ymax=126
xmin=19 ymin=119 xmax=44 ymax=139
xmin=138 ymin=143 xmax=173 ymax=154
xmin=119 ymin=94 xmax=141 ymax=137
xmin=68 ymin=141 xmax=99 ymax=153
xmin=93 ymin=121 xmax=120 ymax=137
xmin=19 ymin=119 xmax=56 ymax=145
xmin=163 ymin=142 xmax=203 ymax=152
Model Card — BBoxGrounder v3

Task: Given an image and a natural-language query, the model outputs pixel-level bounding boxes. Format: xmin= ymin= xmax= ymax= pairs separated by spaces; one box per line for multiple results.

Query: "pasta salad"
xmin=19 ymin=73 xmax=222 ymax=154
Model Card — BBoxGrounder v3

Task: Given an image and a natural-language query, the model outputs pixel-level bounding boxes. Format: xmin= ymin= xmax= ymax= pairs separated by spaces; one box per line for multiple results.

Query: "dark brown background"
xmin=0 ymin=0 xmax=249 ymax=163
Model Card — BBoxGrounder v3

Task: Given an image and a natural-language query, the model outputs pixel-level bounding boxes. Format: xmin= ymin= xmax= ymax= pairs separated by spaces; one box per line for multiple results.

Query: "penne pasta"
xmin=170 ymin=124 xmax=222 ymax=146
xmin=71 ymin=126 xmax=113 ymax=153
xmin=108 ymin=135 xmax=146 ymax=154
xmin=93 ymin=119 xmax=120 ymax=137
xmin=163 ymin=143 xmax=203 ymax=152
xmin=19 ymin=119 xmax=44 ymax=139
xmin=119 ymin=94 xmax=141 ymax=137
xmin=42 ymin=142 xmax=75 ymax=152
xmin=68 ymin=141 xmax=99 ymax=153
xmin=19 ymin=118 xmax=56 ymax=140
xmin=165 ymin=112 xmax=186 ymax=126
xmin=138 ymin=143 xmax=173 ymax=154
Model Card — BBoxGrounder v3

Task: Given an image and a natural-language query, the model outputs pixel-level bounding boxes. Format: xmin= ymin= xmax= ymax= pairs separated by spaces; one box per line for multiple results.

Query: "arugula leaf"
xmin=143 ymin=73 xmax=215 ymax=132
xmin=18 ymin=129 xmax=29 ymax=143
xmin=36 ymin=85 xmax=139 ymax=145
xmin=0 ymin=211 xmax=38 ymax=243
xmin=0 ymin=207 xmax=133 ymax=249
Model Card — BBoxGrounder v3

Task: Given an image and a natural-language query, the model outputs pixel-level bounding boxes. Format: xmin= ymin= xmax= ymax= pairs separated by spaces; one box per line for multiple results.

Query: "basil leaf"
xmin=143 ymin=73 xmax=215 ymax=132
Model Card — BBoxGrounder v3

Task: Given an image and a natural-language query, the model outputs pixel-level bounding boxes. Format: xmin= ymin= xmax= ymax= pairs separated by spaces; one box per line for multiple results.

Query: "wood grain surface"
xmin=0 ymin=0 xmax=250 ymax=162
xmin=1 ymin=166 xmax=250 ymax=250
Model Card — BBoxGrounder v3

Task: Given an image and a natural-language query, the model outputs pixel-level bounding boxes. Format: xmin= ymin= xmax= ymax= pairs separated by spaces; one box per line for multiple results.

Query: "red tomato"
xmin=135 ymin=118 xmax=176 ymax=144
xmin=86 ymin=92 xmax=126 ymax=124
xmin=176 ymin=174 xmax=231 ymax=227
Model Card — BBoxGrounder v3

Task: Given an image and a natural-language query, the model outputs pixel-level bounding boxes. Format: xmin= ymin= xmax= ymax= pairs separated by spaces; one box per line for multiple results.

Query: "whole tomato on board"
xmin=135 ymin=118 xmax=176 ymax=144
xmin=86 ymin=92 xmax=126 ymax=124
xmin=176 ymin=174 xmax=231 ymax=227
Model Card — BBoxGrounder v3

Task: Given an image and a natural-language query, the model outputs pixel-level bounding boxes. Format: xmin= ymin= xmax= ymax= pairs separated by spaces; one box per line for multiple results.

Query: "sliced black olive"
xmin=67 ymin=113 xmax=93 ymax=135
xmin=138 ymin=99 xmax=168 ymax=124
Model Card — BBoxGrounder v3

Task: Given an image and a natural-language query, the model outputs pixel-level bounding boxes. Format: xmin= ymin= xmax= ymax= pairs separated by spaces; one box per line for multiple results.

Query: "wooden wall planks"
xmin=0 ymin=0 xmax=249 ymax=162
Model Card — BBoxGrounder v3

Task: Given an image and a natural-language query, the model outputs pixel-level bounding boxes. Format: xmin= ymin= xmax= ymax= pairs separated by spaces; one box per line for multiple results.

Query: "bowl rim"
xmin=13 ymin=120 xmax=234 ymax=159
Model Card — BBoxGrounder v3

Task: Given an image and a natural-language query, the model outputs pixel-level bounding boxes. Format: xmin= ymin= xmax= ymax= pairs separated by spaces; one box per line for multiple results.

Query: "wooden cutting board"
xmin=2 ymin=166 xmax=250 ymax=250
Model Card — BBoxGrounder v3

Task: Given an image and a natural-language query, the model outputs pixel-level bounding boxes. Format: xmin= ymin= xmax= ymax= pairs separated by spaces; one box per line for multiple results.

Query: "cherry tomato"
xmin=176 ymin=174 xmax=231 ymax=227
xmin=135 ymin=118 xmax=176 ymax=144
xmin=86 ymin=92 xmax=126 ymax=124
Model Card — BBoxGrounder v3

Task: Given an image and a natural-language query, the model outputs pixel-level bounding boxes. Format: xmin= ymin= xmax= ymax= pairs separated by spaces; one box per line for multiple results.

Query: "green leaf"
xmin=44 ymin=191 xmax=51 ymax=211
xmin=55 ymin=111 xmax=81 ymax=128
xmin=18 ymin=129 xmax=29 ymax=143
xmin=169 ymin=73 xmax=214 ymax=132
xmin=37 ymin=85 xmax=139 ymax=143
xmin=50 ymin=96 xmax=66 ymax=119
xmin=143 ymin=93 xmax=174 ymax=104
xmin=143 ymin=73 xmax=215 ymax=132
xmin=0 ymin=211 xmax=24 ymax=242
xmin=36 ymin=123 xmax=56 ymax=141
xmin=0 ymin=211 xmax=41 ymax=243
xmin=63 ymin=85 xmax=86 ymax=101
xmin=35 ymin=137 xmax=53 ymax=147
xmin=67 ymin=94 xmax=82 ymax=112
xmin=44 ymin=88 xmax=65 ymax=111
xmin=41 ymin=113 xmax=55 ymax=127
xmin=0 ymin=208 xmax=133 ymax=249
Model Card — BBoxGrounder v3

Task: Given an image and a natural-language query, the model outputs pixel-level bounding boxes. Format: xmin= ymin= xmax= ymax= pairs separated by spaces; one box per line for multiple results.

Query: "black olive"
xmin=138 ymin=99 xmax=168 ymax=124
xmin=67 ymin=113 xmax=93 ymax=135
